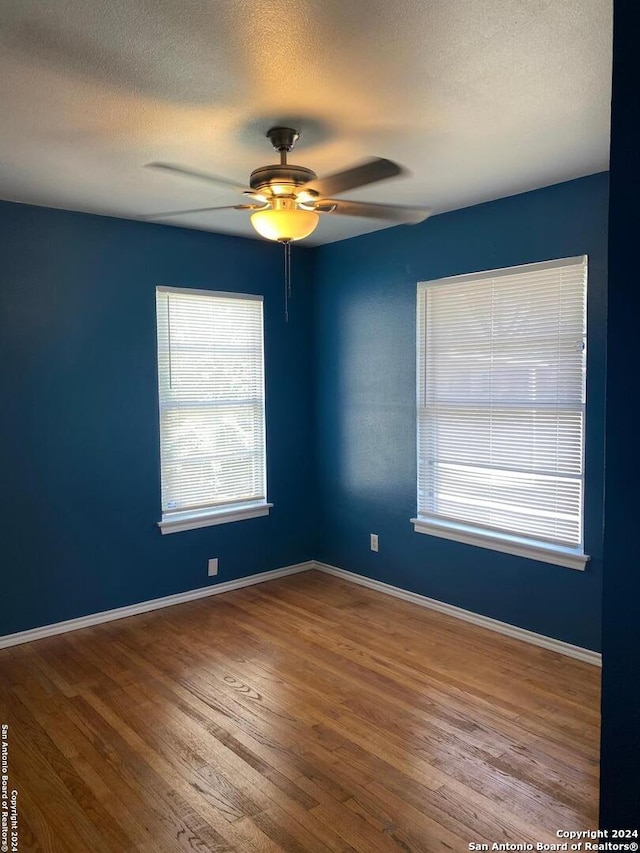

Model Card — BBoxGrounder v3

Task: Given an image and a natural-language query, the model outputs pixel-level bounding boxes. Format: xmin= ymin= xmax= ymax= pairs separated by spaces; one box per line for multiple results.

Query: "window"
xmin=156 ymin=287 xmax=270 ymax=534
xmin=412 ymin=257 xmax=589 ymax=570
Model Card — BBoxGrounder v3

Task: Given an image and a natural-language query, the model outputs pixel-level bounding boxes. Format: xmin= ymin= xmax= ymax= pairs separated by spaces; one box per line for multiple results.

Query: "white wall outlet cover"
xmin=370 ymin=534 xmax=379 ymax=552
xmin=208 ymin=558 xmax=219 ymax=576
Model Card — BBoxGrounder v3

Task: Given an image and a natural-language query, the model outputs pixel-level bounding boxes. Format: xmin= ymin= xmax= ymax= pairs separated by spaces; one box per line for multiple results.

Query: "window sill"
xmin=410 ymin=517 xmax=590 ymax=571
xmin=159 ymin=502 xmax=273 ymax=535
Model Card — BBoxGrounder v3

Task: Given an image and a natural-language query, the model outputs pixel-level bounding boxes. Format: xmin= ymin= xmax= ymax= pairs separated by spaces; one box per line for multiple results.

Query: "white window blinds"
xmin=416 ymin=256 xmax=587 ymax=551
xmin=156 ymin=287 xmax=266 ymax=521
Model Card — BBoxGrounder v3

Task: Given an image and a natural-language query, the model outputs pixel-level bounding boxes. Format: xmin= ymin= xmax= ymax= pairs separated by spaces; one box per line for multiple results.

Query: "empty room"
xmin=1 ymin=0 xmax=638 ymax=850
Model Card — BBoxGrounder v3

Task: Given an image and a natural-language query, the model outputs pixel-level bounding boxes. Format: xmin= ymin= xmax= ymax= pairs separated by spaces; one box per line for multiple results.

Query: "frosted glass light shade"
xmin=251 ymin=208 xmax=319 ymax=242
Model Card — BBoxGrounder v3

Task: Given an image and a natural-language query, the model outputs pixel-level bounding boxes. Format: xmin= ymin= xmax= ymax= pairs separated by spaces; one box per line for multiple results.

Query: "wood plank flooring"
xmin=0 ymin=570 xmax=600 ymax=852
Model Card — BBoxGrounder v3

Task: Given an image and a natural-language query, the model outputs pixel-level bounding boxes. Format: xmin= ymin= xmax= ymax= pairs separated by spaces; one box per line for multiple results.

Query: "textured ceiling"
xmin=0 ymin=0 xmax=612 ymax=245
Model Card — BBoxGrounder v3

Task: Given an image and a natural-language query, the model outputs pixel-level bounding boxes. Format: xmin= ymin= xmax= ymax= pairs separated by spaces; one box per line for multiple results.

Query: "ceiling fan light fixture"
xmin=250 ymin=207 xmax=319 ymax=242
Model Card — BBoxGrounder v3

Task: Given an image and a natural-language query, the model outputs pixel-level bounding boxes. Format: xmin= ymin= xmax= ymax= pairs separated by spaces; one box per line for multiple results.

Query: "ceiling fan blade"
xmin=141 ymin=204 xmax=262 ymax=221
xmin=316 ymin=198 xmax=432 ymax=223
xmin=300 ymin=158 xmax=405 ymax=198
xmin=145 ymin=162 xmax=249 ymax=193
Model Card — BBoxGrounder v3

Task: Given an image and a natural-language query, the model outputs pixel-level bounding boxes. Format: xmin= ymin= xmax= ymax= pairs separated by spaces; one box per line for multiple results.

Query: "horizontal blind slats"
xmin=156 ymin=288 xmax=266 ymax=514
xmin=417 ymin=256 xmax=587 ymax=548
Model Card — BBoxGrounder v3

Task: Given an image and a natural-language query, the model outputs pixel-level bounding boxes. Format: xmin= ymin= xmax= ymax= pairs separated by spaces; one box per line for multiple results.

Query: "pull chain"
xmin=282 ymin=240 xmax=292 ymax=322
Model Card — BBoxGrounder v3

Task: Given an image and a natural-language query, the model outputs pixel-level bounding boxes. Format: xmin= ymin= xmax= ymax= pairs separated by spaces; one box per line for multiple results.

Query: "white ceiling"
xmin=0 ymin=0 xmax=612 ymax=246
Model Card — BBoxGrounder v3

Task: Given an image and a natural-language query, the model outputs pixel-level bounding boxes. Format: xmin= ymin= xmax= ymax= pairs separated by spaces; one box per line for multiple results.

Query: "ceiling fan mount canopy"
xmin=265 ymin=126 xmax=300 ymax=153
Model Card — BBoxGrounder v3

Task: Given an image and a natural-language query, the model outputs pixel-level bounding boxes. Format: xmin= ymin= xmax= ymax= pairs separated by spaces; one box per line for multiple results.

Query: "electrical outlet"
xmin=370 ymin=534 xmax=379 ymax=552
xmin=208 ymin=558 xmax=219 ymax=577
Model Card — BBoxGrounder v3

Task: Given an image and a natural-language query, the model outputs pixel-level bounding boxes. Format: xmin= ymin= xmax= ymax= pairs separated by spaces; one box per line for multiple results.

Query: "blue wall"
xmin=599 ymin=0 xmax=640 ymax=826
xmin=1 ymin=175 xmax=609 ymax=651
xmin=0 ymin=202 xmax=315 ymax=635
xmin=312 ymin=173 xmax=608 ymax=651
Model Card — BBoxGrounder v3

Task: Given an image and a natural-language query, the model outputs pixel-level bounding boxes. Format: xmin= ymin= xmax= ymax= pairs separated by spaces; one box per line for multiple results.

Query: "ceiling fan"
xmin=144 ymin=127 xmax=431 ymax=319
xmin=144 ymin=126 xmax=432 ymax=243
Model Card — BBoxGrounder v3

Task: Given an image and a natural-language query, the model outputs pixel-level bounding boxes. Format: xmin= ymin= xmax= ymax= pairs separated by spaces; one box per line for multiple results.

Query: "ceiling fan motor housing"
xmin=249 ymin=164 xmax=317 ymax=194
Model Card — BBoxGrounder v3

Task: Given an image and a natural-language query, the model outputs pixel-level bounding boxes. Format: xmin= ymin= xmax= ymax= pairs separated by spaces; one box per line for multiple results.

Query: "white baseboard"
xmin=0 ymin=561 xmax=314 ymax=650
xmin=0 ymin=558 xmax=601 ymax=666
xmin=312 ymin=561 xmax=602 ymax=667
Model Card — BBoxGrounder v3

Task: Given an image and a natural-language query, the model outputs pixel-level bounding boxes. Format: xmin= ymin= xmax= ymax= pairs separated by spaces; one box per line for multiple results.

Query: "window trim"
xmin=410 ymin=516 xmax=589 ymax=570
xmin=155 ymin=286 xmax=270 ymax=533
xmin=159 ymin=501 xmax=273 ymax=535
xmin=412 ymin=256 xmax=590 ymax=570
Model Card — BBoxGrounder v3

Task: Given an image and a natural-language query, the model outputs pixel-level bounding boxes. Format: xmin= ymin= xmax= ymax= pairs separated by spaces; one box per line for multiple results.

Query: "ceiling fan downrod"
xmin=266 ymin=127 xmax=300 ymax=165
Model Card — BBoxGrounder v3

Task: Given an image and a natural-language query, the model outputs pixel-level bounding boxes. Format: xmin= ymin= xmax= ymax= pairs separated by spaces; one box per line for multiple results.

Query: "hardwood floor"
xmin=0 ymin=570 xmax=600 ymax=852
